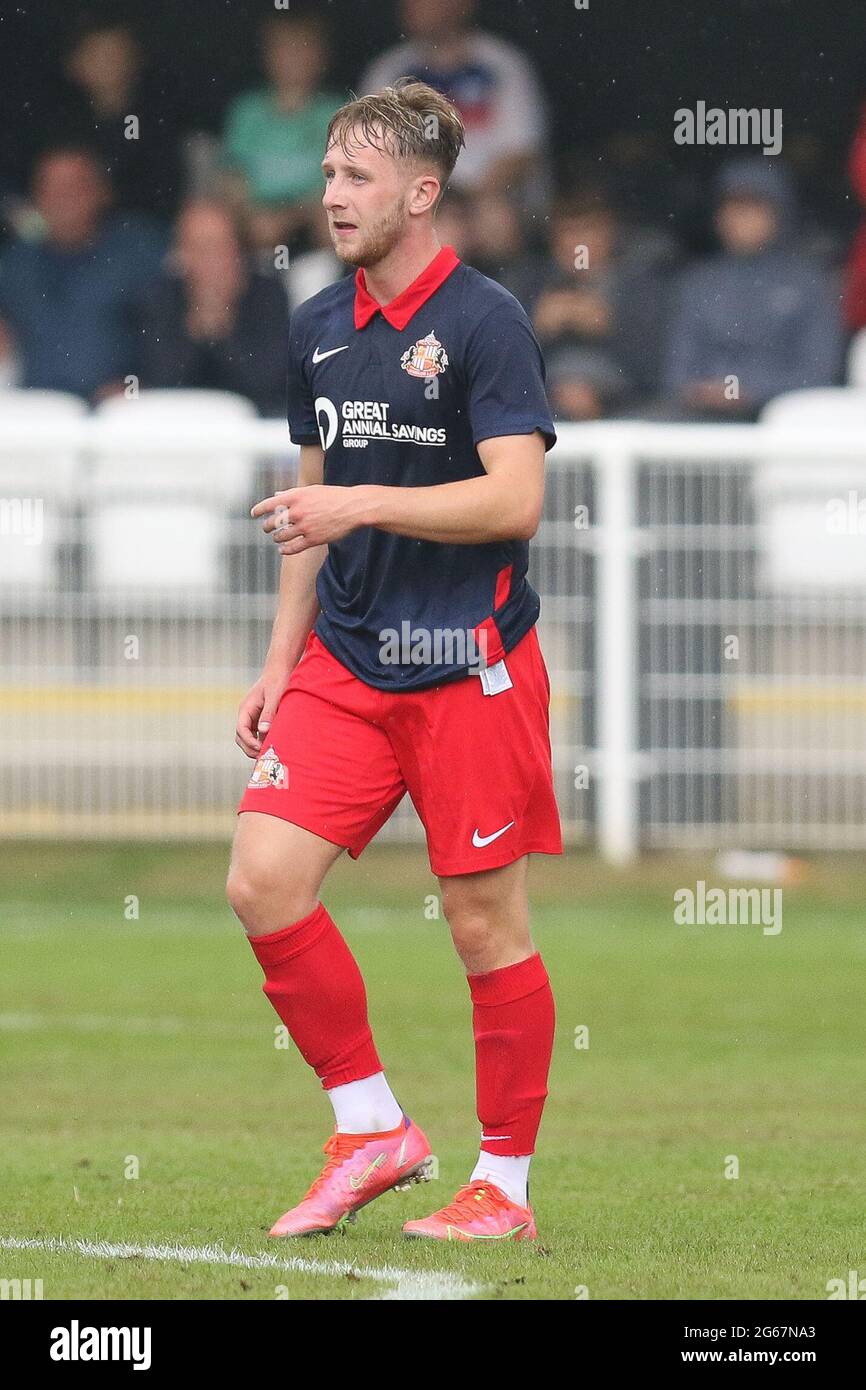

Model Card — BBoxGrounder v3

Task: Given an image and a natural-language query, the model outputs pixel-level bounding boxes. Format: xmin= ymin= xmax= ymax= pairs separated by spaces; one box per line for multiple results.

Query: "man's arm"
xmin=251 ymin=431 xmax=547 ymax=553
xmin=235 ymin=443 xmax=327 ymax=756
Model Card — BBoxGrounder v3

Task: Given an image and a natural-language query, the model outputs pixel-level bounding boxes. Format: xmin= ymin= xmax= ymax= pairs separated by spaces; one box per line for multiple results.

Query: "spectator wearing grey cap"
xmin=661 ymin=156 xmax=843 ymax=420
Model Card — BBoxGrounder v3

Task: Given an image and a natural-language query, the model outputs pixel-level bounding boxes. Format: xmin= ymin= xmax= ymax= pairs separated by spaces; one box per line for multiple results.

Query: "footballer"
xmin=227 ymin=79 xmax=562 ymax=1241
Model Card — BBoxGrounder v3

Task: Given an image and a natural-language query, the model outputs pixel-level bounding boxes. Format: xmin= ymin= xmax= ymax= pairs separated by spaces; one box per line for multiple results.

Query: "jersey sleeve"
xmin=464 ymin=299 xmax=557 ymax=451
xmin=286 ymin=309 xmax=321 ymax=445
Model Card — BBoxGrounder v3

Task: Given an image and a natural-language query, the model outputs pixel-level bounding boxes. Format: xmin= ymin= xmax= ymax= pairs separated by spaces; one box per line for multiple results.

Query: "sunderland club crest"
xmin=247 ymin=745 xmax=289 ymax=790
xmin=400 ymin=330 xmax=449 ymax=380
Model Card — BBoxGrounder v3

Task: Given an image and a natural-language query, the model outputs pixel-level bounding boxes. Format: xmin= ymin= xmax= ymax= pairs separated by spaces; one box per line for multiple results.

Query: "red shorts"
xmin=237 ymin=625 xmax=562 ymax=876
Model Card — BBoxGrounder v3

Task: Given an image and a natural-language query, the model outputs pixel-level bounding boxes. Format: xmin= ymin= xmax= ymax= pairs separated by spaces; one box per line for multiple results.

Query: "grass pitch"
xmin=1 ymin=842 xmax=864 ymax=1300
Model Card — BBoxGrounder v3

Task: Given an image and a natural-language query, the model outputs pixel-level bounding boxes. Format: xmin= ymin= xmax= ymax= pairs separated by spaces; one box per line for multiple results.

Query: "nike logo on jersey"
xmin=312 ymin=344 xmax=349 ymax=363
xmin=472 ymin=821 xmax=515 ymax=848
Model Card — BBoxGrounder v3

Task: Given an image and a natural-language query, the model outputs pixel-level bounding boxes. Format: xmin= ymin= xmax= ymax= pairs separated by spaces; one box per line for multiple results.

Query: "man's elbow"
xmin=506 ymin=499 xmax=543 ymax=542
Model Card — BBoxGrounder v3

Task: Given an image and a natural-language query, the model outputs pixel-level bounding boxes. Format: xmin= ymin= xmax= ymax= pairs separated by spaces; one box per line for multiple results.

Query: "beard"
xmin=331 ymin=198 xmax=409 ymax=268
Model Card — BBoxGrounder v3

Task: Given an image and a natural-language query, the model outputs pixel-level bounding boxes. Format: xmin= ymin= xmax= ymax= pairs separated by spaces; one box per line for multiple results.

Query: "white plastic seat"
xmin=760 ymin=387 xmax=866 ymax=429
xmin=88 ymin=391 xmax=259 ymax=589
xmin=0 ymin=390 xmax=87 ymax=586
xmin=92 ymin=390 xmax=258 ymax=504
xmin=756 ymin=389 xmax=866 ymax=589
xmin=0 ymin=389 xmax=87 ymax=493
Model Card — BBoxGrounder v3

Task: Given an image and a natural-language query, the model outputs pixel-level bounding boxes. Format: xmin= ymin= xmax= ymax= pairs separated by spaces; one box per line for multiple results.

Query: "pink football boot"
xmin=402 ymin=1180 xmax=537 ymax=1242
xmin=268 ymin=1114 xmax=433 ymax=1237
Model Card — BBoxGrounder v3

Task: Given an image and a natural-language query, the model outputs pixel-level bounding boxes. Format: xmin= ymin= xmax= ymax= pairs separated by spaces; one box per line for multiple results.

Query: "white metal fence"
xmin=2 ymin=397 xmax=866 ymax=859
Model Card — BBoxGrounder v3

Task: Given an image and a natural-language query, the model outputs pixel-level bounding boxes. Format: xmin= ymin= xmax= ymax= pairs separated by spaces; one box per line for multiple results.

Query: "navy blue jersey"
xmin=286 ymin=245 xmax=556 ymax=691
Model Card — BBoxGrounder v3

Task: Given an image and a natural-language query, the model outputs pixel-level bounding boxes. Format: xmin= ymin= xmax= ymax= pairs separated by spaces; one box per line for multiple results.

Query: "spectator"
xmin=663 ymin=158 xmax=843 ymax=420
xmin=462 ymin=191 xmax=543 ymax=308
xmin=422 ymin=189 xmax=541 ymax=310
xmin=0 ymin=146 xmax=166 ymax=400
xmin=61 ymin=19 xmax=183 ymax=217
xmin=138 ymin=200 xmax=288 ymax=416
xmin=360 ymin=0 xmax=549 ymax=210
xmin=221 ymin=8 xmax=341 ymax=255
xmin=528 ymin=189 xmax=671 ymax=411
xmin=432 ymin=186 xmax=474 ymax=260
xmin=546 ymin=346 xmax=628 ymax=422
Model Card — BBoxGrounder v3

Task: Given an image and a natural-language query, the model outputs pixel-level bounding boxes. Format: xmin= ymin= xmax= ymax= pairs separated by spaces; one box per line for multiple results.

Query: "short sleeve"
xmin=464 ymin=300 xmax=556 ymax=451
xmin=286 ymin=311 xmax=320 ymax=445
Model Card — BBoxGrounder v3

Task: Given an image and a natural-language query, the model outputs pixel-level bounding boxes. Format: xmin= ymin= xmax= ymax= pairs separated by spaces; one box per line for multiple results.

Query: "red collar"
xmin=353 ymin=245 xmax=461 ymax=331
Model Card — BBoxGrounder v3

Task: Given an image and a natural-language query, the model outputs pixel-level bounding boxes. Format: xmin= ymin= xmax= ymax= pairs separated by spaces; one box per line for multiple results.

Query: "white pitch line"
xmin=0 ymin=1234 xmax=485 ymax=1302
xmin=0 ymin=1012 xmax=263 ymax=1039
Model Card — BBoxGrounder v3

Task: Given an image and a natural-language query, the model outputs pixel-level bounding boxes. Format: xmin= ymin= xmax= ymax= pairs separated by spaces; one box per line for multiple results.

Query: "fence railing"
xmin=3 ymin=414 xmax=866 ymax=859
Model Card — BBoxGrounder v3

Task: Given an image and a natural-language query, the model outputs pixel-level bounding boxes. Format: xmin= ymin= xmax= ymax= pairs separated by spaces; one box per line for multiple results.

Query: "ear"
xmin=409 ymin=173 xmax=441 ymax=217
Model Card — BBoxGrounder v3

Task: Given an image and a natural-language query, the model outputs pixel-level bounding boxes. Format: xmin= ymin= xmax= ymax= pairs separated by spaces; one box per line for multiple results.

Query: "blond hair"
xmin=325 ymin=79 xmax=466 ymax=203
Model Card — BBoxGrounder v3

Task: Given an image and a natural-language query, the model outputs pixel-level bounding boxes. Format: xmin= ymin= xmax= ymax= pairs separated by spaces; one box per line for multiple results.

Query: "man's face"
xmin=33 ymin=153 xmax=109 ymax=247
xmin=400 ymin=0 xmax=474 ymax=40
xmin=262 ymin=23 xmax=324 ymax=90
xmin=68 ymin=27 xmax=139 ymax=92
xmin=175 ymin=205 xmax=241 ymax=284
xmin=552 ymin=210 xmax=615 ymax=272
xmin=715 ymin=196 xmax=779 ymax=254
xmin=321 ymin=128 xmax=435 ymax=268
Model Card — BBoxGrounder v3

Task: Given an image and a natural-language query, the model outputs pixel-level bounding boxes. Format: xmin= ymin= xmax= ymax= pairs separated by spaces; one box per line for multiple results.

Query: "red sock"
xmin=248 ymin=903 xmax=382 ymax=1090
xmin=467 ymin=952 xmax=555 ymax=1157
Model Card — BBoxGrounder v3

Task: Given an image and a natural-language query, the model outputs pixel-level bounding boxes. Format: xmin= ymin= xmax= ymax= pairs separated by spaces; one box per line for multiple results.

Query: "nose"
xmin=322 ymin=178 xmax=346 ymax=212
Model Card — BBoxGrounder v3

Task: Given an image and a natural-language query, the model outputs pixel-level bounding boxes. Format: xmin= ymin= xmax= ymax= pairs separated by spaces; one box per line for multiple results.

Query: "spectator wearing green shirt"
xmin=221 ymin=9 xmax=341 ymax=255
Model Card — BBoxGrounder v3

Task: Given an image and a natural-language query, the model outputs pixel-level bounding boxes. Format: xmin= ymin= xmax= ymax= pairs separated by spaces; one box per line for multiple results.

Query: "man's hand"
xmin=235 ymin=658 xmax=293 ymax=757
xmin=251 ymin=485 xmax=372 ymax=555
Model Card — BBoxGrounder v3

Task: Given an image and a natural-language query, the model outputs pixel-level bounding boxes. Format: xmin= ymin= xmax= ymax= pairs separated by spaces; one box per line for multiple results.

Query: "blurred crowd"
xmin=0 ymin=0 xmax=863 ymax=423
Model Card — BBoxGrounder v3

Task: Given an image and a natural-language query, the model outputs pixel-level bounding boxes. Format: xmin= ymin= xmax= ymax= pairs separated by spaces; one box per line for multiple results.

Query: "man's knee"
xmin=440 ymin=861 xmax=531 ymax=968
xmin=226 ymin=844 xmax=319 ymax=931
xmin=440 ymin=867 xmax=517 ymax=930
xmin=226 ymin=814 xmax=343 ymax=932
xmin=440 ymin=882 xmax=502 ymax=960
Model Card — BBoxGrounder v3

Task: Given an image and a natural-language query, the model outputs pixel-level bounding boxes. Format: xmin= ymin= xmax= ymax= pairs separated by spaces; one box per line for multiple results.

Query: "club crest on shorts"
xmin=400 ymin=330 xmax=449 ymax=380
xmin=247 ymin=745 xmax=288 ymax=790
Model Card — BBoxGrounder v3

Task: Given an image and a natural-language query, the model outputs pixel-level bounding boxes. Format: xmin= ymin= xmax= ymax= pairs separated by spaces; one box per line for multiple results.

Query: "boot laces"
xmin=436 ymin=1181 xmax=506 ymax=1222
xmin=300 ymin=1132 xmax=369 ymax=1203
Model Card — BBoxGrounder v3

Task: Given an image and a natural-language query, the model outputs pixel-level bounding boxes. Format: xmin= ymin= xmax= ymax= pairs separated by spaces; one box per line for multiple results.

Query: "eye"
xmin=351 ymin=173 xmax=366 ymax=184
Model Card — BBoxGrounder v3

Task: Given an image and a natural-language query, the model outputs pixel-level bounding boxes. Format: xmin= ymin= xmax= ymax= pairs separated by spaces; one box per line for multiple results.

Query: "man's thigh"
xmin=386 ymin=626 xmax=563 ymax=877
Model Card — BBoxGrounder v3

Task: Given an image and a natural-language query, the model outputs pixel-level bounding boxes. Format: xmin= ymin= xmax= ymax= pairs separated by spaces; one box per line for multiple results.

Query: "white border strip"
xmin=0 ymin=1234 xmax=484 ymax=1302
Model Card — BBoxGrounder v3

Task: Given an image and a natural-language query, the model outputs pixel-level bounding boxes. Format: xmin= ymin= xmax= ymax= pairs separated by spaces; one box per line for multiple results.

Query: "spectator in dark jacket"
xmin=61 ymin=19 xmax=183 ymax=218
xmin=527 ymin=189 xmax=672 ymax=413
xmin=662 ymin=158 xmax=843 ymax=420
xmin=138 ymin=199 xmax=288 ymax=415
xmin=0 ymin=146 xmax=166 ymax=399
